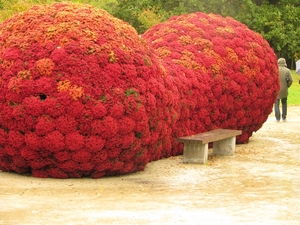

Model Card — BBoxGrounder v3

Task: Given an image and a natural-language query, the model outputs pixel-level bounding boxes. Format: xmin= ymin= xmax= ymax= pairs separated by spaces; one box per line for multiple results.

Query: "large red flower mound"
xmin=0 ymin=2 xmax=179 ymax=178
xmin=142 ymin=13 xmax=279 ymax=143
xmin=0 ymin=4 xmax=279 ymax=178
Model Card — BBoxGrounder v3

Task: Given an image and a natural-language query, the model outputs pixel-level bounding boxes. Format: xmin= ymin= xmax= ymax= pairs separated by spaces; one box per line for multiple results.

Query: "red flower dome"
xmin=142 ymin=12 xmax=279 ymax=143
xmin=0 ymin=4 xmax=279 ymax=178
xmin=0 ymin=2 xmax=177 ymax=178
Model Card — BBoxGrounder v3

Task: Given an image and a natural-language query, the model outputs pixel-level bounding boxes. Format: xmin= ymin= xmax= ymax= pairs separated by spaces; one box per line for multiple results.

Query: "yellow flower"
xmin=108 ymin=51 xmax=118 ymax=63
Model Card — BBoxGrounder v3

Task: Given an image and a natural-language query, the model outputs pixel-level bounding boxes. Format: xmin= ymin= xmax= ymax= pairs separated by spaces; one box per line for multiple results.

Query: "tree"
xmin=232 ymin=0 xmax=300 ymax=68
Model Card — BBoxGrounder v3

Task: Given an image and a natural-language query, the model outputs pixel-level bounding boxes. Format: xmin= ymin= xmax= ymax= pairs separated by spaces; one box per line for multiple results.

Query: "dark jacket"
xmin=277 ymin=58 xmax=293 ymax=99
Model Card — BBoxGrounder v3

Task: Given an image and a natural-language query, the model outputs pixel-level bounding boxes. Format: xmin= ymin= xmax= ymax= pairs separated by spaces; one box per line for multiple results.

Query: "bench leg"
xmin=183 ymin=141 xmax=208 ymax=164
xmin=212 ymin=137 xmax=236 ymax=156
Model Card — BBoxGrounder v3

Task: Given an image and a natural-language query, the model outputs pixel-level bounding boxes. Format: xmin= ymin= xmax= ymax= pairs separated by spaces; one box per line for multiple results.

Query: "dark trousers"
xmin=274 ymin=98 xmax=287 ymax=121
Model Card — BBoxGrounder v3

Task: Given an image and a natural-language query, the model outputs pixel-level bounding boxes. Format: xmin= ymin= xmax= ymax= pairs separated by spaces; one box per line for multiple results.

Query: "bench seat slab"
xmin=178 ymin=129 xmax=242 ymax=144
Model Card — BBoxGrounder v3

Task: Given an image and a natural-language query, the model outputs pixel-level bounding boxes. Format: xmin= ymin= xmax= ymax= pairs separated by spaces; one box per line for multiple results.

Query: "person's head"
xmin=278 ymin=58 xmax=287 ymax=67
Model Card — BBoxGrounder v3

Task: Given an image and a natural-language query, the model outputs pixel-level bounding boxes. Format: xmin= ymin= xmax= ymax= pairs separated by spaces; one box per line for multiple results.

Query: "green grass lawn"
xmin=288 ymin=71 xmax=300 ymax=106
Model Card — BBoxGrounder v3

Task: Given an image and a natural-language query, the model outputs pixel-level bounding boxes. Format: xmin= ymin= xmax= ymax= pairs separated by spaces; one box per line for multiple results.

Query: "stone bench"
xmin=177 ymin=129 xmax=242 ymax=164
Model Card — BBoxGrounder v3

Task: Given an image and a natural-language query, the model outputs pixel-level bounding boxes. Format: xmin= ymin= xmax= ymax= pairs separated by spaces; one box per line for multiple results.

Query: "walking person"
xmin=274 ymin=58 xmax=293 ymax=122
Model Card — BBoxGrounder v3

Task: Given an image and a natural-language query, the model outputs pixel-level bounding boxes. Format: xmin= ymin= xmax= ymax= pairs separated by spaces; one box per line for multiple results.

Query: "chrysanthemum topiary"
xmin=142 ymin=12 xmax=279 ymax=143
xmin=0 ymin=4 xmax=279 ymax=179
xmin=0 ymin=2 xmax=179 ymax=178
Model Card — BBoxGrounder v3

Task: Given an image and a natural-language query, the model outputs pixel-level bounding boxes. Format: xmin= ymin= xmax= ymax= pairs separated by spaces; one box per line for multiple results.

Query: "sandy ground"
xmin=1 ymin=107 xmax=300 ymax=225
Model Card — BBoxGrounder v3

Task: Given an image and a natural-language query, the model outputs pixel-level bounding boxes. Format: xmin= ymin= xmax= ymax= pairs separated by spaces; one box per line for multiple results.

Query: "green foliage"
xmin=138 ymin=8 xmax=163 ymax=31
xmin=113 ymin=0 xmax=170 ymax=33
xmin=69 ymin=0 xmax=118 ymax=13
xmin=0 ymin=0 xmax=118 ymax=22
xmin=235 ymin=1 xmax=300 ymax=69
xmin=288 ymin=71 xmax=300 ymax=106
xmin=125 ymin=88 xmax=138 ymax=97
xmin=0 ymin=0 xmax=50 ymax=21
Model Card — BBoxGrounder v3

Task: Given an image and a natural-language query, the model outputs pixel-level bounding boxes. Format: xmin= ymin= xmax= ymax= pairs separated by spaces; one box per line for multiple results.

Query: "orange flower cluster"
xmin=17 ymin=70 xmax=32 ymax=79
xmin=57 ymin=80 xmax=84 ymax=100
xmin=36 ymin=58 xmax=55 ymax=76
xmin=7 ymin=77 xmax=22 ymax=93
